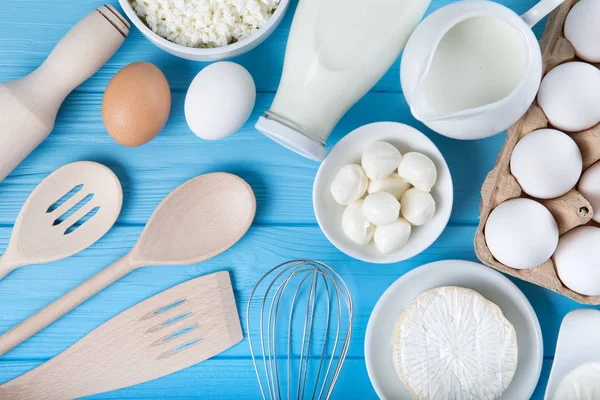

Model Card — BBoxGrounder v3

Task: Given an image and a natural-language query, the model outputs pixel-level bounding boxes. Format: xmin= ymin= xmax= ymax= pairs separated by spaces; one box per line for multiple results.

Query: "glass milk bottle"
xmin=255 ymin=0 xmax=431 ymax=161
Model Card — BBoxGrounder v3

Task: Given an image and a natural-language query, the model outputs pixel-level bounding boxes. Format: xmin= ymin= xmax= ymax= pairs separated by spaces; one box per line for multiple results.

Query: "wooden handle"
xmin=0 ymin=257 xmax=15 ymax=281
xmin=0 ymin=6 xmax=128 ymax=183
xmin=0 ymin=256 xmax=21 ymax=281
xmin=0 ymin=255 xmax=137 ymax=356
xmin=38 ymin=6 xmax=128 ymax=99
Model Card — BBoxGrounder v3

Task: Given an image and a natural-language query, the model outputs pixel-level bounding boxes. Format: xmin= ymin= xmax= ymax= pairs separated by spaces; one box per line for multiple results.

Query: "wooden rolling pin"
xmin=0 ymin=5 xmax=129 ymax=182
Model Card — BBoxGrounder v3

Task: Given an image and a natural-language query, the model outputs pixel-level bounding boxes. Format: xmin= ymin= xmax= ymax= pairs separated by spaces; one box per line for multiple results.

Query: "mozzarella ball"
xmin=485 ymin=198 xmax=559 ymax=270
xmin=368 ymin=175 xmax=412 ymax=199
xmin=330 ymin=164 xmax=368 ymax=205
xmin=537 ymin=62 xmax=600 ymax=132
xmin=374 ymin=218 xmax=412 ymax=254
xmin=363 ymin=192 xmax=401 ymax=227
xmin=510 ymin=129 xmax=582 ymax=199
xmin=554 ymin=226 xmax=600 ymax=296
xmin=565 ymin=0 xmax=600 ymax=63
xmin=400 ymin=188 xmax=436 ymax=226
xmin=361 ymin=141 xmax=402 ymax=180
xmin=342 ymin=201 xmax=375 ymax=245
xmin=185 ymin=62 xmax=256 ymax=140
xmin=398 ymin=152 xmax=437 ymax=192
xmin=578 ymin=161 xmax=600 ymax=223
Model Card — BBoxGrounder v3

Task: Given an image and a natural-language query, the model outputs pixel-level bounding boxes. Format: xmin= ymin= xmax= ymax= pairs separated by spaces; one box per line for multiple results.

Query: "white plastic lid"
xmin=256 ymin=116 xmax=326 ymax=161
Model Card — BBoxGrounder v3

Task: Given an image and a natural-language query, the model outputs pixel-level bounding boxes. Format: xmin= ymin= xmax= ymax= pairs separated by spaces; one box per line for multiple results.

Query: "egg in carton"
xmin=475 ymin=0 xmax=600 ymax=305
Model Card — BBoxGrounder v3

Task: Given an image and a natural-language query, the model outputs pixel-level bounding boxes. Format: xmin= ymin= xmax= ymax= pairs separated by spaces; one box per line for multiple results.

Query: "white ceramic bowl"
xmin=118 ymin=0 xmax=290 ymax=61
xmin=313 ymin=122 xmax=453 ymax=264
xmin=544 ymin=309 xmax=600 ymax=399
xmin=365 ymin=260 xmax=543 ymax=400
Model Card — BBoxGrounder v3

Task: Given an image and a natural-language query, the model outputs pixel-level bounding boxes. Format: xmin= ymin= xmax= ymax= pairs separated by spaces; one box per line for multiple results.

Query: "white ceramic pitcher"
xmin=401 ymin=0 xmax=564 ymax=140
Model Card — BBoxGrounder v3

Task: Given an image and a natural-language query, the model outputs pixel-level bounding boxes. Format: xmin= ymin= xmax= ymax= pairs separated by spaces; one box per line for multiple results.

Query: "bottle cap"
xmin=256 ymin=117 xmax=326 ymax=161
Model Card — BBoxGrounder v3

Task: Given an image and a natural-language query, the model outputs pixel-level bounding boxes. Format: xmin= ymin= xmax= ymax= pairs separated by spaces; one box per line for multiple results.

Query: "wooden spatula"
xmin=0 ymin=172 xmax=255 ymax=355
xmin=0 ymin=161 xmax=122 ymax=280
xmin=0 ymin=271 xmax=242 ymax=400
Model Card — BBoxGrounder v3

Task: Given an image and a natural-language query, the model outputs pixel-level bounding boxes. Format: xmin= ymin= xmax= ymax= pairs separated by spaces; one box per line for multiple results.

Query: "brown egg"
xmin=102 ymin=62 xmax=171 ymax=147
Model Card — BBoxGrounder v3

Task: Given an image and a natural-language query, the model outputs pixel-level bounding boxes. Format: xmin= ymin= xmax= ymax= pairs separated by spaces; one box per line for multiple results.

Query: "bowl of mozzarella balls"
xmin=313 ymin=122 xmax=453 ymax=264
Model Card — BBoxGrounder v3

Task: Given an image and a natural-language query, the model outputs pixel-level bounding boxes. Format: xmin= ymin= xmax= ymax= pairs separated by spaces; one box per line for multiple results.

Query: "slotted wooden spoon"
xmin=0 ymin=172 xmax=255 ymax=355
xmin=0 ymin=271 xmax=242 ymax=399
xmin=0 ymin=161 xmax=122 ymax=280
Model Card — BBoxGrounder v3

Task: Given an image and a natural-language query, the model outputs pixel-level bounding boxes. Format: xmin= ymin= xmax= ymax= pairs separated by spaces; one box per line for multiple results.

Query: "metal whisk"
xmin=247 ymin=260 xmax=354 ymax=400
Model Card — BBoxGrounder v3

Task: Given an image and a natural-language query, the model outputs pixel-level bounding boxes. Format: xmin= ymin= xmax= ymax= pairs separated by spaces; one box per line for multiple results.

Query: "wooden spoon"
xmin=0 ymin=271 xmax=242 ymax=399
xmin=0 ymin=172 xmax=255 ymax=355
xmin=0 ymin=161 xmax=122 ymax=280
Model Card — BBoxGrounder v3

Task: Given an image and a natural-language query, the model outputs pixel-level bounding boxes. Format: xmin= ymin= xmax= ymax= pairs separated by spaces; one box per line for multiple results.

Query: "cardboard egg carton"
xmin=475 ymin=0 xmax=600 ymax=304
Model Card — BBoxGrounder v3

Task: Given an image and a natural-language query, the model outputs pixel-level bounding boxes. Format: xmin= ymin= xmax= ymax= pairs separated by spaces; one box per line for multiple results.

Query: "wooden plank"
xmin=0 ymin=92 xmax=507 ymax=225
xmin=535 ymin=358 xmax=553 ymax=400
xmin=0 ymin=225 xmax=584 ymax=361
xmin=0 ymin=1 xmax=566 ymax=399
xmin=0 ymin=0 xmax=547 ymax=93
xmin=0 ymin=358 xmax=377 ymax=399
xmin=0 ymin=357 xmax=553 ymax=399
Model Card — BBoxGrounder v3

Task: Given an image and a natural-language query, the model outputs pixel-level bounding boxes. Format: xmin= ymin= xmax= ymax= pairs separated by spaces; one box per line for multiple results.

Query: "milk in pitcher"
xmin=414 ymin=16 xmax=527 ymax=117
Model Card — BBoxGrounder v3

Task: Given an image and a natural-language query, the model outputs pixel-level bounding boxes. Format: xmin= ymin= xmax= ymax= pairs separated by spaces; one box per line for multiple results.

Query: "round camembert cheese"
xmin=393 ymin=286 xmax=518 ymax=400
xmin=553 ymin=362 xmax=600 ymax=399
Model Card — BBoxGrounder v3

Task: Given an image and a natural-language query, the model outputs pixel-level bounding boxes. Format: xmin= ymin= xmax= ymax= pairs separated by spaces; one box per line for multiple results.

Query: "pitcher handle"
xmin=521 ymin=0 xmax=565 ymax=27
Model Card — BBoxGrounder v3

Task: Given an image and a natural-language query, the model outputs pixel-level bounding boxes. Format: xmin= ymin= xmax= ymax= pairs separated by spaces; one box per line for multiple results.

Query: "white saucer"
xmin=544 ymin=309 xmax=600 ymax=399
xmin=313 ymin=122 xmax=453 ymax=264
xmin=364 ymin=260 xmax=543 ymax=399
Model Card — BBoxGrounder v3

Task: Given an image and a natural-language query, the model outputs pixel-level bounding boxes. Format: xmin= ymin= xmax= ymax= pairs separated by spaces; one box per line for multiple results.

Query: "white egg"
xmin=368 ymin=175 xmax=412 ymax=199
xmin=537 ymin=62 xmax=600 ymax=132
xmin=361 ymin=141 xmax=402 ymax=180
xmin=330 ymin=164 xmax=368 ymax=205
xmin=397 ymin=152 xmax=437 ymax=192
xmin=578 ymin=161 xmax=600 ymax=223
xmin=565 ymin=0 xmax=600 ymax=63
xmin=400 ymin=188 xmax=436 ymax=226
xmin=363 ymin=192 xmax=401 ymax=227
xmin=554 ymin=226 xmax=600 ymax=296
xmin=510 ymin=129 xmax=582 ymax=199
xmin=485 ymin=198 xmax=559 ymax=270
xmin=342 ymin=201 xmax=375 ymax=245
xmin=184 ymin=62 xmax=256 ymax=140
xmin=374 ymin=218 xmax=412 ymax=254
xmin=553 ymin=362 xmax=600 ymax=400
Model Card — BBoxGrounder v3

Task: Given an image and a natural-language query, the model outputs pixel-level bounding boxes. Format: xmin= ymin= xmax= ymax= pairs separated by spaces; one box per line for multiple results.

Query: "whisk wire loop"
xmin=247 ymin=260 xmax=353 ymax=400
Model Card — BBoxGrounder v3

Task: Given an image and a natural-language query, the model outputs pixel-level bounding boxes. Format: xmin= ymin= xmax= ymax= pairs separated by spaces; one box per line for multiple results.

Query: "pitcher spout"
xmin=410 ymin=85 xmax=484 ymax=123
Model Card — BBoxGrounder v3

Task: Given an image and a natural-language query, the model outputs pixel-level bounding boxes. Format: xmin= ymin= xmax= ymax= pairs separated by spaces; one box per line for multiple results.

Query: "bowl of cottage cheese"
xmin=118 ymin=0 xmax=289 ymax=61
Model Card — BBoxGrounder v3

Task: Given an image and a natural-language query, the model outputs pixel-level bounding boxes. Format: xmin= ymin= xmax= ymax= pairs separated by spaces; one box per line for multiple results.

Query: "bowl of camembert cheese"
xmin=118 ymin=0 xmax=290 ymax=61
xmin=365 ymin=260 xmax=543 ymax=399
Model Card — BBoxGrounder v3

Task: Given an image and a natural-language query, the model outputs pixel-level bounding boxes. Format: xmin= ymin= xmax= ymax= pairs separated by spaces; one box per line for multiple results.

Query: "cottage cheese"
xmin=130 ymin=0 xmax=280 ymax=48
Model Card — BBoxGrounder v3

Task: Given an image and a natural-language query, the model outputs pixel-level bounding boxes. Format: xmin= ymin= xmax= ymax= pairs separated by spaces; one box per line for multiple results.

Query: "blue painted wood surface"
xmin=0 ymin=1 xmax=592 ymax=399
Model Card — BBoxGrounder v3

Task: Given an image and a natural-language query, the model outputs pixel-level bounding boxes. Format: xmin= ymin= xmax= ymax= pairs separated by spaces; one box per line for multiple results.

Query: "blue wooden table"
xmin=0 ymin=0 xmax=593 ymax=398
